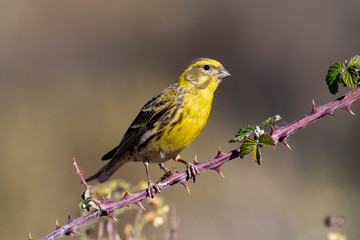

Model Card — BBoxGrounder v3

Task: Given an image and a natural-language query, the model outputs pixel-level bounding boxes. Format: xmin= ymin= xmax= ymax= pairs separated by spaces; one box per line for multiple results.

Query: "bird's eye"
xmin=203 ymin=64 xmax=210 ymax=71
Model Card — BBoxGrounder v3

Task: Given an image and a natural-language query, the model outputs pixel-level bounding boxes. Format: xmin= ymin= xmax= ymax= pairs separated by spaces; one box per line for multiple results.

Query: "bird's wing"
xmin=102 ymin=88 xmax=177 ymax=160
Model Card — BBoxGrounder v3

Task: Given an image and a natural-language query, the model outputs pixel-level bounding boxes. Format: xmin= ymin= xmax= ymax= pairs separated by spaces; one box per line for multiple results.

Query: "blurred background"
xmin=1 ymin=0 xmax=359 ymax=239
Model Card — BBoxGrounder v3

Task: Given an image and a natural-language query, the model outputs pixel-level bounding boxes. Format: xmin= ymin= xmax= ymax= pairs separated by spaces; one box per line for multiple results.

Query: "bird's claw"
xmin=186 ymin=162 xmax=199 ymax=183
xmin=146 ymin=180 xmax=160 ymax=198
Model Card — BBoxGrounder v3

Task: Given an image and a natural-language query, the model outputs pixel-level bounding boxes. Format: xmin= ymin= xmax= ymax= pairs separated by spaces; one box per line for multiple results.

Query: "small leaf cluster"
xmin=230 ymin=116 xmax=279 ymax=164
xmin=326 ymin=55 xmax=360 ymax=94
xmin=229 ymin=116 xmax=280 ymax=143
xmin=239 ymin=130 xmax=275 ymax=164
xmin=79 ymin=189 xmax=98 ymax=212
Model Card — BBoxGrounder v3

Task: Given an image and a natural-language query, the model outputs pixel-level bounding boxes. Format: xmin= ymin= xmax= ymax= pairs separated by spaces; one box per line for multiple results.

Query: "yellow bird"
xmin=86 ymin=58 xmax=230 ymax=197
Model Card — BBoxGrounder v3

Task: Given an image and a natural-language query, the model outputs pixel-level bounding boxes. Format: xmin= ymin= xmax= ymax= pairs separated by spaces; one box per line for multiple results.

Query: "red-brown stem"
xmin=73 ymin=158 xmax=102 ymax=209
xmin=271 ymin=86 xmax=360 ymax=145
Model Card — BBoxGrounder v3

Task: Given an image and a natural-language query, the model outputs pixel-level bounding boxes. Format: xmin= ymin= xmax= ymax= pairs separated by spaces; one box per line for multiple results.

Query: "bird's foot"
xmin=174 ymin=156 xmax=200 ymax=183
xmin=147 ymin=179 xmax=161 ymax=198
xmin=185 ymin=162 xmax=199 ymax=183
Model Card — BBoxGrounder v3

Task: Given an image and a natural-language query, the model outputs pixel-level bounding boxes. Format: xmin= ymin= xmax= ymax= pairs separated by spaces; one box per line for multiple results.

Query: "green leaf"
xmin=240 ymin=138 xmax=257 ymax=158
xmin=326 ymin=62 xmax=346 ymax=94
xmin=229 ymin=125 xmax=256 ymax=143
xmin=347 ymin=55 xmax=360 ymax=68
xmin=81 ymin=190 xmax=92 ymax=201
xmin=258 ymin=134 xmax=275 ymax=146
xmin=342 ymin=68 xmax=359 ymax=88
xmin=252 ymin=145 xmax=262 ymax=165
xmin=259 ymin=116 xmax=277 ymax=128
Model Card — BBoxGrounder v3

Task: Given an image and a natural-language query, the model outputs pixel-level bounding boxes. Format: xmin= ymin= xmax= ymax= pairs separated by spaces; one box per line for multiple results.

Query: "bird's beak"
xmin=217 ymin=67 xmax=231 ymax=79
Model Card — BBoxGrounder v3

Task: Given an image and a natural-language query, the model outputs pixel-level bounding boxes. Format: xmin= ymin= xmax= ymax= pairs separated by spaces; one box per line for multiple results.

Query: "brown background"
xmin=1 ymin=0 xmax=360 ymax=239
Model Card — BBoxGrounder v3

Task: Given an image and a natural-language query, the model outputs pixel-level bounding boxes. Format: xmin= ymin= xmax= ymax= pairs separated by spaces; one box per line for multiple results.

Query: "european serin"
xmin=86 ymin=58 xmax=230 ymax=197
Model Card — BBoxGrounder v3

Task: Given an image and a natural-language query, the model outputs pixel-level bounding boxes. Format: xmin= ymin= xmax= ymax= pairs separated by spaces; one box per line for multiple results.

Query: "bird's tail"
xmin=85 ymin=159 xmax=126 ymax=183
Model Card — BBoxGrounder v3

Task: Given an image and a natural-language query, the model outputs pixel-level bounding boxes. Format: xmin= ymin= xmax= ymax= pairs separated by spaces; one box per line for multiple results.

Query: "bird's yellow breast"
xmin=146 ymin=85 xmax=216 ymax=159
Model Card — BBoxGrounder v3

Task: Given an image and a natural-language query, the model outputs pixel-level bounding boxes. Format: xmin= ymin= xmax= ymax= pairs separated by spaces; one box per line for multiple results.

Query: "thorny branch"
xmin=38 ymin=86 xmax=359 ymax=240
xmin=271 ymin=86 xmax=360 ymax=148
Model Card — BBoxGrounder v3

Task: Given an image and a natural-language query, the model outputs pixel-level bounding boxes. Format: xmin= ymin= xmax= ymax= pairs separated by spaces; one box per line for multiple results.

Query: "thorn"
xmin=108 ymin=211 xmax=118 ymax=221
xmin=67 ymin=214 xmax=72 ymax=224
xmin=216 ymin=147 xmax=224 ymax=157
xmin=28 ymin=233 xmax=32 ymax=240
xmin=193 ymin=154 xmax=198 ymax=164
xmin=214 ymin=167 xmax=225 ymax=178
xmin=271 ymin=122 xmax=278 ymax=130
xmin=312 ymin=99 xmax=316 ymax=112
xmin=136 ymin=201 xmax=146 ymax=211
xmin=122 ymin=190 xmax=130 ymax=199
xmin=343 ymin=104 xmax=356 ymax=115
xmin=55 ymin=219 xmax=61 ymax=229
xmin=281 ymin=138 xmax=292 ymax=150
xmin=103 ymin=198 xmax=113 ymax=206
xmin=180 ymin=180 xmax=190 ymax=194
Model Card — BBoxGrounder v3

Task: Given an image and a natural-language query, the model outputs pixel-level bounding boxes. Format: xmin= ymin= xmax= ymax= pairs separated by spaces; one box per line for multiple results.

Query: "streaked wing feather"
xmin=109 ymin=89 xmax=177 ymax=160
xmin=130 ymin=89 xmax=177 ymax=127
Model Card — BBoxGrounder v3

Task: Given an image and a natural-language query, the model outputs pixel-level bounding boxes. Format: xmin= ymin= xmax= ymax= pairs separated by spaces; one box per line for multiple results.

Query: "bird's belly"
xmin=139 ymin=149 xmax=182 ymax=164
xmin=143 ymin=102 xmax=211 ymax=163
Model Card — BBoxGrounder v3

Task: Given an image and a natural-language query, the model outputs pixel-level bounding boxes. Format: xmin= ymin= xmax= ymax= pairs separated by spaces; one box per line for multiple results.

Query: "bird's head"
xmin=178 ymin=58 xmax=231 ymax=90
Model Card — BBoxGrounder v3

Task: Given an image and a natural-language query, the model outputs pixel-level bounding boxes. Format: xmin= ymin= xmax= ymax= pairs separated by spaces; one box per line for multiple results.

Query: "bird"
xmin=86 ymin=58 xmax=230 ymax=197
